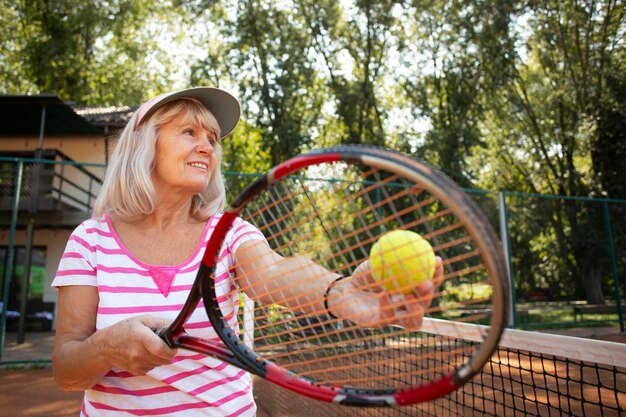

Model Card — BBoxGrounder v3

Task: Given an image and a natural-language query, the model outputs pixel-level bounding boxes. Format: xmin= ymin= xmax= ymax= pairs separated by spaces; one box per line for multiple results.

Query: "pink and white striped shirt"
xmin=52 ymin=214 xmax=266 ymax=417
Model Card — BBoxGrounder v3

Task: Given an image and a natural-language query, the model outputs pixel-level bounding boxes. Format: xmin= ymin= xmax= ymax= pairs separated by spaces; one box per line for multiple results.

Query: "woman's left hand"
xmin=328 ymin=257 xmax=443 ymax=331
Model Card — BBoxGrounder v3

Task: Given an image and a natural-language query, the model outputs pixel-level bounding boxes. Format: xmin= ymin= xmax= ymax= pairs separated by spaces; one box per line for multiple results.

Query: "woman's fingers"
xmin=137 ymin=316 xmax=179 ymax=362
xmin=105 ymin=316 xmax=177 ymax=375
xmin=346 ymin=255 xmax=444 ymax=330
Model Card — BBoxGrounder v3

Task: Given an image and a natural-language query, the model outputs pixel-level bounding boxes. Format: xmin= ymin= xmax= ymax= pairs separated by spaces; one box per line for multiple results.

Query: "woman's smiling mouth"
xmin=188 ymin=162 xmax=209 ymax=170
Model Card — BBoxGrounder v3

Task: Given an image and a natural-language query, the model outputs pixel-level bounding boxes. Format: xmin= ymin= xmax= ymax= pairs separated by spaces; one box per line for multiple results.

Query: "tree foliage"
xmin=472 ymin=0 xmax=626 ymax=303
xmin=2 ymin=0 xmax=625 ymax=304
xmin=397 ymin=0 xmax=523 ymax=186
xmin=1 ymin=0 xmax=177 ymax=105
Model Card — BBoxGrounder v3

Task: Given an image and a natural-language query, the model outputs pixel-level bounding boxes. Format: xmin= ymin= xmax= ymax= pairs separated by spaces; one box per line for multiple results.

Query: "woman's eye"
xmin=183 ymin=129 xmax=194 ymax=136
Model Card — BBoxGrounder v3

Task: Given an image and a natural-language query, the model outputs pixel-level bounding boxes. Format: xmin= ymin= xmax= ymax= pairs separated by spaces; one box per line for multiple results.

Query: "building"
xmin=0 ymin=94 xmax=133 ymax=340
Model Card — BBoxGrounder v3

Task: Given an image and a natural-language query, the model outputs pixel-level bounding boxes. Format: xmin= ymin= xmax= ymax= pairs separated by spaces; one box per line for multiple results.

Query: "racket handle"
xmin=154 ymin=327 xmax=177 ymax=348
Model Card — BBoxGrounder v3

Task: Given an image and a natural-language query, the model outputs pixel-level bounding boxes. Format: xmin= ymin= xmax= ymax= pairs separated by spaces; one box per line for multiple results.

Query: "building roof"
xmin=73 ymin=104 xmax=135 ymax=130
xmin=0 ymin=95 xmax=100 ymax=136
xmin=0 ymin=94 xmax=135 ymax=136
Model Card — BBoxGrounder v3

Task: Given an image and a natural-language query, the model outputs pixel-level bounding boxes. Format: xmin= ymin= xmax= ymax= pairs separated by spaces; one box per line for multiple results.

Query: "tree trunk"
xmin=579 ymin=259 xmax=605 ymax=305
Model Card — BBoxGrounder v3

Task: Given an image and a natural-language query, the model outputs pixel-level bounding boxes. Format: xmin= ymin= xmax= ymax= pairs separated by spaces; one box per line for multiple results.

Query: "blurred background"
xmin=0 ymin=0 xmax=624 ymax=356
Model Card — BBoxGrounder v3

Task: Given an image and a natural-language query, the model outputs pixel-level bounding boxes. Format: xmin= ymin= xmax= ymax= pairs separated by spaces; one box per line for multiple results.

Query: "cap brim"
xmin=135 ymin=87 xmax=241 ymax=139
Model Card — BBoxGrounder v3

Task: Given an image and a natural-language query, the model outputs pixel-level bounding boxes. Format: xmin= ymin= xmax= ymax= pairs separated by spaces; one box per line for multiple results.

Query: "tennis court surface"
xmin=1 ymin=326 xmax=624 ymax=416
xmin=252 ymin=325 xmax=626 ymax=416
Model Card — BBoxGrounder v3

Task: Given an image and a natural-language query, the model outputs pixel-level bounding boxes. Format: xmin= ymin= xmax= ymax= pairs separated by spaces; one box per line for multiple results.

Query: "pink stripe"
xmin=190 ymin=369 xmax=248 ymax=395
xmin=98 ymin=284 xmax=193 ymax=294
xmin=162 ymin=366 xmax=210 ymax=384
xmin=90 ymin=400 xmax=210 ymax=416
xmin=171 ymin=353 xmax=206 ymax=363
xmin=229 ymin=402 xmax=255 ymax=417
xmin=230 ymin=220 xmax=263 ymax=238
xmin=226 ymin=400 xmax=256 ymax=417
xmin=183 ymin=320 xmax=213 ymax=329
xmin=69 ymin=235 xmax=95 ymax=252
xmin=216 ymin=291 xmax=235 ymax=303
xmin=94 ymin=245 xmax=127 ymax=255
xmin=61 ymin=252 xmax=84 ymax=259
xmin=214 ymin=270 xmax=231 ymax=284
xmin=97 ymin=301 xmax=205 ymax=315
xmin=92 ymin=383 xmax=176 ymax=396
xmin=204 ymin=380 xmax=253 ymax=407
xmin=232 ymin=222 xmax=249 ymax=233
xmin=216 ymin=247 xmax=230 ymax=263
xmin=85 ymin=227 xmax=113 ymax=237
xmin=69 ymin=236 xmax=126 ymax=256
xmin=97 ymin=265 xmax=151 ymax=275
xmin=98 ymin=304 xmax=188 ymax=315
xmin=161 ymin=361 xmax=229 ymax=384
xmin=104 ymin=353 xmax=222 ymax=376
xmin=56 ymin=269 xmax=96 ymax=277
xmin=178 ymin=261 xmax=201 ymax=274
xmin=230 ymin=230 xmax=264 ymax=249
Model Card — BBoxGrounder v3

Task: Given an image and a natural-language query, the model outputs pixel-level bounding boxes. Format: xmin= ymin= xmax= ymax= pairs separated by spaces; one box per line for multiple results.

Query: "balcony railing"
xmin=0 ymin=150 xmax=105 ymax=214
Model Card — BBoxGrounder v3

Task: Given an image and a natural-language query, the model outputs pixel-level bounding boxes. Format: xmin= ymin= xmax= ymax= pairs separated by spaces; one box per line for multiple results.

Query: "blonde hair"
xmin=93 ymin=99 xmax=226 ymax=221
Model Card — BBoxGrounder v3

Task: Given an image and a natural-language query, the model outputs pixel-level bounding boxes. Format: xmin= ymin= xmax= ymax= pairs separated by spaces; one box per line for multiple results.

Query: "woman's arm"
xmin=234 ymin=240 xmax=441 ymax=330
xmin=234 ymin=240 xmax=340 ymax=313
xmin=52 ymin=286 xmax=176 ymax=391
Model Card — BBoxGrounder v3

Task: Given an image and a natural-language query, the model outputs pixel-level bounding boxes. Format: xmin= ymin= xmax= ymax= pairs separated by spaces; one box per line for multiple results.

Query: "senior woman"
xmin=52 ymin=87 xmax=439 ymax=416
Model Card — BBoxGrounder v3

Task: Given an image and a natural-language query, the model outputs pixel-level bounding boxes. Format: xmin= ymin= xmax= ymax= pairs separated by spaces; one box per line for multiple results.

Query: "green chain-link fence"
xmin=0 ymin=158 xmax=624 ymax=363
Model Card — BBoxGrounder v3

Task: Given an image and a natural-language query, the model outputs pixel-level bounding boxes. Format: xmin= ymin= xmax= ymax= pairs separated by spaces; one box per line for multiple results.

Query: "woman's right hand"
xmin=99 ymin=315 xmax=177 ymax=375
xmin=53 ymin=286 xmax=177 ymax=390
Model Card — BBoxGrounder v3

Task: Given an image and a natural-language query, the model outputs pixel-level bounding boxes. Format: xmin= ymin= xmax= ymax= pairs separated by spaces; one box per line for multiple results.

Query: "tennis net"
xmin=252 ymin=321 xmax=626 ymax=416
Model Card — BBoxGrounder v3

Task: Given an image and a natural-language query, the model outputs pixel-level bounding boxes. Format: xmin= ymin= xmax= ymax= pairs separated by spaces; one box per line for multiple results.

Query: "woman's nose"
xmin=197 ymin=135 xmax=215 ymax=154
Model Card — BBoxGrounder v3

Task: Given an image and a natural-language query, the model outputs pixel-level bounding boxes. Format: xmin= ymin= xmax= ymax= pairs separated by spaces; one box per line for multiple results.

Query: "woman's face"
xmin=152 ymin=112 xmax=219 ymax=198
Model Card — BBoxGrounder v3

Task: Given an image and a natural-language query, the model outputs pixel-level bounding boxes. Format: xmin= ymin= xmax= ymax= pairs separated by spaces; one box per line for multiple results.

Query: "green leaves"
xmin=3 ymin=0 xmax=624 ymax=201
xmin=1 ymin=0 xmax=177 ymax=106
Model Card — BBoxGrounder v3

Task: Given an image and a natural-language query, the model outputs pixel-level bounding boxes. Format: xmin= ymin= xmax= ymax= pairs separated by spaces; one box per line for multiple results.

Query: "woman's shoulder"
xmin=70 ymin=216 xmax=113 ymax=239
xmin=209 ymin=212 xmax=259 ymax=231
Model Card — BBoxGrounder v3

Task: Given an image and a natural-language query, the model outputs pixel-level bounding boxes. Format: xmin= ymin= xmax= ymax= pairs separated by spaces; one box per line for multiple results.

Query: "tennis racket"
xmin=156 ymin=145 xmax=510 ymax=407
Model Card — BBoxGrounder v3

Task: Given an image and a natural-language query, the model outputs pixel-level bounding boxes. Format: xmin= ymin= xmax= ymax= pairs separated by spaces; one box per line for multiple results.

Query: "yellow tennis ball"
xmin=369 ymin=230 xmax=436 ymax=294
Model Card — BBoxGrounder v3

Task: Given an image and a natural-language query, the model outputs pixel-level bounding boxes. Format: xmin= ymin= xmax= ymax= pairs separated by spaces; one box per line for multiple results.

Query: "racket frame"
xmin=156 ymin=145 xmax=510 ymax=407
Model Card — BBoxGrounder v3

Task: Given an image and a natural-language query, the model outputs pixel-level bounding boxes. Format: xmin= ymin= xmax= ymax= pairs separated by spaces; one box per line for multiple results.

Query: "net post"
xmin=0 ymin=161 xmax=24 ymax=358
xmin=498 ymin=191 xmax=515 ymax=327
xmin=602 ymin=200 xmax=625 ymax=332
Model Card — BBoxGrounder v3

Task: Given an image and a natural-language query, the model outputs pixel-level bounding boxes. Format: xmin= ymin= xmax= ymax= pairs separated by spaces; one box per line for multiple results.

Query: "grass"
xmin=0 ymin=360 xmax=52 ymax=370
xmin=512 ymin=302 xmax=623 ymax=330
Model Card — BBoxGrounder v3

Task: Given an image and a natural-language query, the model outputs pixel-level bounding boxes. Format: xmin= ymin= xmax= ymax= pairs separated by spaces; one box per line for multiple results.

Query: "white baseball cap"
xmin=134 ymin=86 xmax=241 ymax=139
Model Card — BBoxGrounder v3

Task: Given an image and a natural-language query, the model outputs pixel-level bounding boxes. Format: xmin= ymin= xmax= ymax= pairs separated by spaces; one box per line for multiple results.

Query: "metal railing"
xmin=0 ymin=154 xmax=105 ymax=357
xmin=0 ymin=151 xmax=104 ymax=213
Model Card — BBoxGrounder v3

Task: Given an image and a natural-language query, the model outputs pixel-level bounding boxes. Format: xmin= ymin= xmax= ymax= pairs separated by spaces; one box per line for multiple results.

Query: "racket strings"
xmin=222 ymin=161 xmax=497 ymax=389
xmin=255 ymin=322 xmax=473 ymax=372
xmin=231 ymin=240 xmax=489 ymax=329
xmin=230 ymin=249 xmax=491 ymax=341
xmin=233 ymin=185 xmax=483 ymax=306
xmin=246 ymin=292 xmax=488 ymax=367
xmin=255 ymin=178 xmax=422 ymax=262
xmin=257 ymin=331 xmax=476 ymax=387
xmin=231 ymin=252 xmax=489 ymax=328
xmin=230 ymin=241 xmax=485 ymax=337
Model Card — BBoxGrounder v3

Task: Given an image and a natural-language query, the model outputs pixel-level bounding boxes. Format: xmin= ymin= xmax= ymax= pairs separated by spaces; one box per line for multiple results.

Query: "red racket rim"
xmin=198 ymin=145 xmax=510 ymax=407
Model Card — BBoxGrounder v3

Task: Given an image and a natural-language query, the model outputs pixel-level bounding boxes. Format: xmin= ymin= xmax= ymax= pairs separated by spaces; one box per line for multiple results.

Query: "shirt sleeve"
xmin=226 ymin=217 xmax=267 ymax=255
xmin=52 ymin=221 xmax=98 ymax=288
